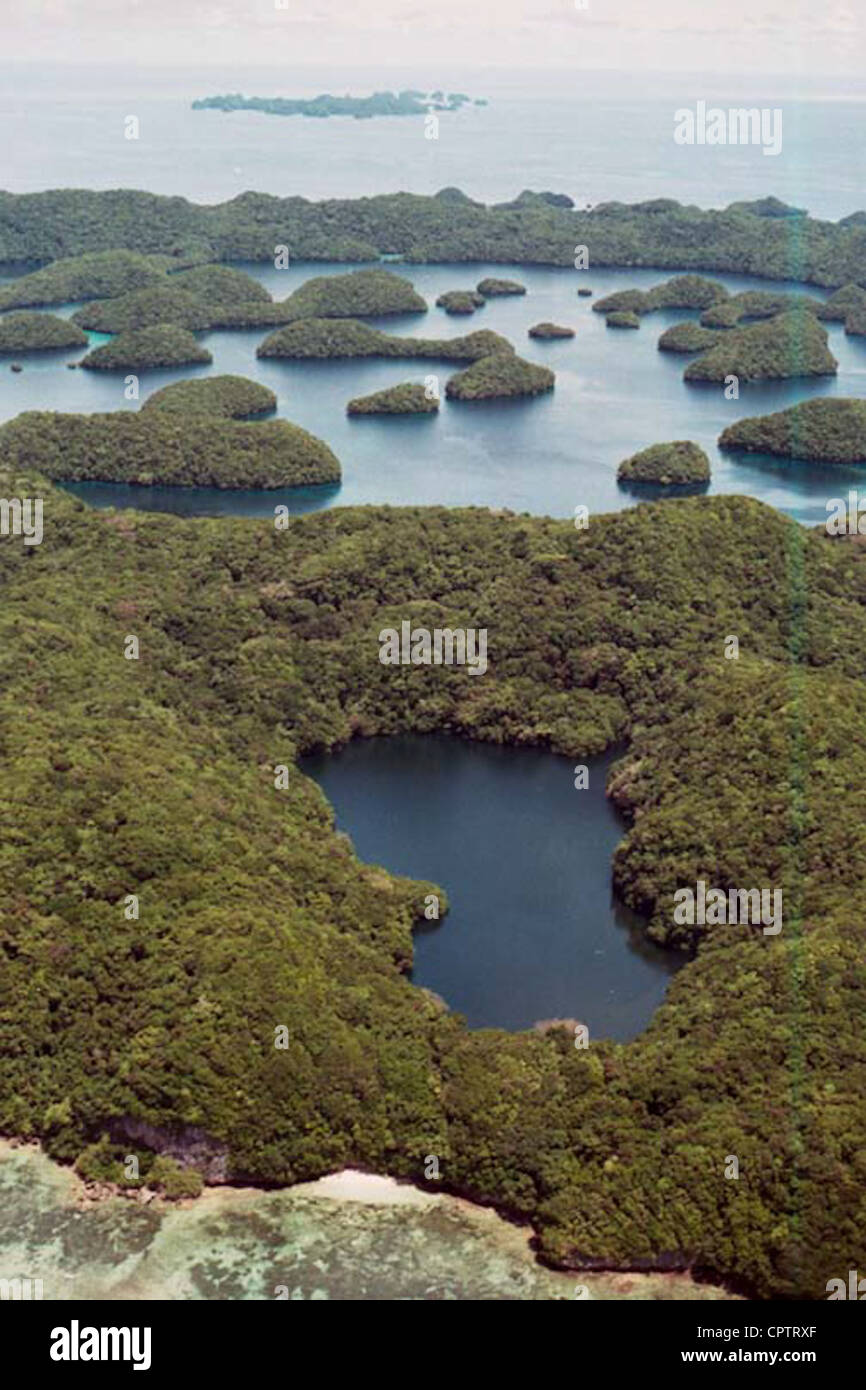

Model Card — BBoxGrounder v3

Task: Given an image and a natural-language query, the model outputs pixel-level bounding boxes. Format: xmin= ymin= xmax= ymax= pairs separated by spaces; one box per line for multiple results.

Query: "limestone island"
xmin=577 ymin=287 xmax=593 ymax=297
xmin=142 ymin=375 xmax=277 ymax=420
xmin=445 ymin=352 xmax=554 ymax=400
xmin=192 ymin=90 xmax=483 ymax=119
xmin=683 ymin=311 xmax=837 ymax=383
xmin=274 ymin=268 xmax=427 ymax=320
xmin=81 ymin=325 xmax=213 ymax=372
xmin=73 ymin=265 xmax=272 ymax=334
xmin=436 ymin=290 xmax=485 ymax=315
xmin=0 ymin=311 xmax=88 ymax=353
xmin=476 ymin=277 xmax=526 ymax=297
xmin=606 ymin=310 xmax=641 ymax=328
xmin=257 ymin=319 xmax=513 ymax=362
xmin=0 ymin=250 xmax=172 ymax=310
xmin=6 ymin=190 xmax=866 ymax=290
xmin=347 ymin=383 xmax=438 ymax=414
xmin=595 ymin=275 xmax=729 ymax=320
xmin=0 ymin=409 xmax=340 ymax=489
xmin=718 ymin=398 xmax=866 ymax=463
xmin=617 ymin=440 xmax=710 ymax=486
xmin=529 ymin=322 xmax=575 ymax=339
xmin=657 ymin=322 xmax=723 ymax=354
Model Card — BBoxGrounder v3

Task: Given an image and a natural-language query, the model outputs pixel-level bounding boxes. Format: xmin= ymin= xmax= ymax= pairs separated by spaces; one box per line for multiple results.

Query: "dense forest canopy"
xmin=0 ymin=477 xmax=864 ymax=1299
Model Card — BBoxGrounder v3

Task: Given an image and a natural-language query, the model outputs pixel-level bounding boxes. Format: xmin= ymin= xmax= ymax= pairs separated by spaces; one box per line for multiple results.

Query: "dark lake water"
xmin=301 ymin=735 xmax=680 ymax=1040
xmin=4 ymin=260 xmax=865 ymax=528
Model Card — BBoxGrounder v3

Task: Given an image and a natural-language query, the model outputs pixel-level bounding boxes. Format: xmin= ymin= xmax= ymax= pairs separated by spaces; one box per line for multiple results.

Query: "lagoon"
xmin=301 ymin=735 xmax=680 ymax=1040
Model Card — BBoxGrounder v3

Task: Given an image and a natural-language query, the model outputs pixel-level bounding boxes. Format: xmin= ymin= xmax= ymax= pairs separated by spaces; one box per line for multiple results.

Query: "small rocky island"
xmin=657 ymin=322 xmax=722 ymax=354
xmin=718 ymin=398 xmax=866 ymax=463
xmin=347 ymin=383 xmax=438 ymax=414
xmin=528 ymin=322 xmax=575 ymax=339
xmin=0 ymin=311 xmax=88 ymax=352
xmin=192 ymin=90 xmax=484 ymax=119
xmin=618 ymin=440 xmax=711 ymax=485
xmin=595 ymin=275 xmax=729 ymax=321
xmin=477 ymin=278 xmax=526 ymax=297
xmin=606 ymin=310 xmax=641 ymax=329
xmin=436 ymin=290 xmax=485 ymax=315
xmin=445 ymin=352 xmax=554 ymax=400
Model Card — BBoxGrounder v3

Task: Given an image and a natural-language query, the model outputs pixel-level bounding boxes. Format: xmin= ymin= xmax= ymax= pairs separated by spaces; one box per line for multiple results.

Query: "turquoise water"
xmin=302 ymin=737 xmax=681 ymax=1039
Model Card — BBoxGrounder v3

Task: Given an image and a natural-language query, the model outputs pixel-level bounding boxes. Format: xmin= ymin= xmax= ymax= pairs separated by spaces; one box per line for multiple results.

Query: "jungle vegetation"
xmin=3 ymin=189 xmax=866 ymax=287
xmin=0 ymin=484 xmax=864 ymax=1300
xmin=657 ymin=322 xmax=722 ymax=354
xmin=606 ymin=310 xmax=641 ymax=328
xmin=192 ymin=91 xmax=478 ymax=118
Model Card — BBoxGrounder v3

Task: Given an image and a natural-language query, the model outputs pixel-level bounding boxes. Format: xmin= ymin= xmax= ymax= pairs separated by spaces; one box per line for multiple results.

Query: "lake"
xmin=301 ymin=735 xmax=681 ymax=1040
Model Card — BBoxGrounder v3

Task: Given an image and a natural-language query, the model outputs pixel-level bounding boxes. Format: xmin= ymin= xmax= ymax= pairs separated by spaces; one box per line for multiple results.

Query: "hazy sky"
xmin=9 ymin=0 xmax=864 ymax=73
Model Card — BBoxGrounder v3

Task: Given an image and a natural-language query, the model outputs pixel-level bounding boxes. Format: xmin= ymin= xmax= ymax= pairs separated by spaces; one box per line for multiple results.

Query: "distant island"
xmin=192 ymin=90 xmax=486 ymax=119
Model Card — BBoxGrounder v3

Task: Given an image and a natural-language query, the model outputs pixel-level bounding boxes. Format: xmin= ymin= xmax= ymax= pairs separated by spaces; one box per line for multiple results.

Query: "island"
xmin=657 ymin=322 xmax=722 ymax=353
xmin=0 ymin=311 xmax=88 ymax=352
xmin=617 ymin=440 xmax=710 ymax=485
xmin=80 ymin=325 xmax=213 ymax=372
xmin=4 ymin=192 xmax=866 ymax=292
xmin=606 ymin=310 xmax=641 ymax=328
xmin=347 ymin=383 xmax=438 ymax=414
xmin=274 ymin=268 xmax=427 ymax=320
xmin=0 ymin=250 xmax=172 ymax=310
xmin=0 ymin=409 xmax=340 ymax=488
xmin=257 ymin=319 xmax=514 ymax=361
xmin=477 ymin=277 xmax=527 ymax=297
xmin=595 ymin=274 xmax=729 ymax=319
xmin=142 ymin=375 xmax=277 ymax=419
xmin=436 ymin=290 xmax=485 ymax=315
xmin=0 ymin=478 xmax=862 ymax=1304
xmin=528 ymin=322 xmax=575 ymax=339
xmin=699 ymin=289 xmax=824 ymax=328
xmin=718 ymin=397 xmax=866 ymax=463
xmin=73 ymin=286 xmax=213 ymax=333
xmin=683 ymin=310 xmax=838 ymax=383
xmin=192 ymin=90 xmax=484 ymax=119
xmin=445 ymin=352 xmax=555 ymax=400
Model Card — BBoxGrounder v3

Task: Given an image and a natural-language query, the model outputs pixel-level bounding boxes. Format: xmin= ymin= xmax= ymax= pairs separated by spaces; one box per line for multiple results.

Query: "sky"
xmin=6 ymin=0 xmax=865 ymax=75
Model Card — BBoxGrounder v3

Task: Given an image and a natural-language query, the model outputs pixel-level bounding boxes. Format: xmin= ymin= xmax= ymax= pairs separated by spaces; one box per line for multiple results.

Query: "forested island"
xmin=618 ymin=440 xmax=710 ymax=485
xmin=0 ymin=311 xmax=87 ymax=352
xmin=3 ymin=189 xmax=866 ymax=288
xmin=0 ymin=405 xmax=339 ymax=488
xmin=0 ymin=478 xmax=864 ymax=1301
xmin=683 ymin=311 xmax=837 ymax=383
xmin=347 ymin=383 xmax=438 ymax=414
xmin=81 ymin=325 xmax=213 ymax=372
xmin=719 ymin=398 xmax=866 ymax=463
xmin=192 ymin=90 xmax=484 ymax=119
